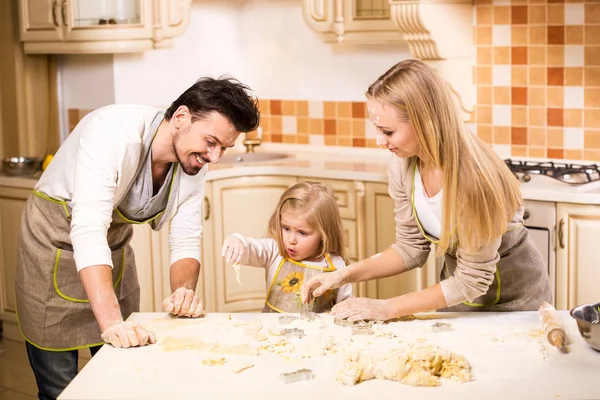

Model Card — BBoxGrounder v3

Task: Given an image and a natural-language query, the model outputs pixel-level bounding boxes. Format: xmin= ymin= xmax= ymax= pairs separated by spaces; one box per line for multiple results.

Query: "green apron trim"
xmin=53 ymin=248 xmax=126 ymax=303
xmin=115 ymin=162 xmax=179 ymax=225
xmin=33 ymin=190 xmax=70 ymax=218
xmin=265 ymin=254 xmax=336 ymax=313
xmin=15 ymin=297 xmax=105 ymax=352
xmin=462 ymin=266 xmax=502 ymax=307
xmin=409 ymin=161 xmax=504 ymax=308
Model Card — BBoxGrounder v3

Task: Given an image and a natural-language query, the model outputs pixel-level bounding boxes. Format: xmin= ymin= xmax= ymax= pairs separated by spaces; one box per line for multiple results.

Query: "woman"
xmin=301 ymin=59 xmax=551 ymax=321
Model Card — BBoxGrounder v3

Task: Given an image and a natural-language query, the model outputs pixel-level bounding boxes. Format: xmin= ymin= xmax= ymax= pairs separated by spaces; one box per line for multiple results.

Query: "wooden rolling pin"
xmin=538 ymin=301 xmax=567 ymax=349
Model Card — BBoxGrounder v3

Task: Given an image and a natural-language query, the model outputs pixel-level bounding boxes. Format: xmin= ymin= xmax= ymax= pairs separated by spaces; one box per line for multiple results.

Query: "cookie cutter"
xmin=300 ymin=309 xmax=317 ymax=321
xmin=431 ymin=322 xmax=453 ymax=332
xmin=351 ymin=322 xmax=373 ymax=335
xmin=278 ymin=315 xmax=299 ymax=325
xmin=281 ymin=328 xmax=304 ymax=339
xmin=280 ymin=368 xmax=315 ymax=384
xmin=334 ymin=317 xmax=354 ymax=327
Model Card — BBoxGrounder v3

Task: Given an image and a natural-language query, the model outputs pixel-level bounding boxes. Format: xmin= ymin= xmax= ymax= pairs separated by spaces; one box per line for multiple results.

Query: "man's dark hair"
xmin=165 ymin=76 xmax=260 ymax=133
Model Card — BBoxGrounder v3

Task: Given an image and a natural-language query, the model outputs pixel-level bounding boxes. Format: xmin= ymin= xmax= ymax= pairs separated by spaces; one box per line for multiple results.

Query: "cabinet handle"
xmin=558 ymin=219 xmax=565 ymax=249
xmin=52 ymin=0 xmax=59 ymax=26
xmin=61 ymin=0 xmax=67 ymax=25
xmin=203 ymin=196 xmax=210 ymax=221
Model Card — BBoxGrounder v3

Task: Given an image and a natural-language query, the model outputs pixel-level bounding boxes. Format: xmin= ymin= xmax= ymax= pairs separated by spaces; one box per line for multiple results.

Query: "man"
xmin=15 ymin=77 xmax=260 ymax=400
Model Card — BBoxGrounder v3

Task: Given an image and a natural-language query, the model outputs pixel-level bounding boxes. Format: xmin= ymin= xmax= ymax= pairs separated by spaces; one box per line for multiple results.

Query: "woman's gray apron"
xmin=410 ymin=164 xmax=551 ymax=312
xmin=15 ymin=111 xmax=180 ymax=350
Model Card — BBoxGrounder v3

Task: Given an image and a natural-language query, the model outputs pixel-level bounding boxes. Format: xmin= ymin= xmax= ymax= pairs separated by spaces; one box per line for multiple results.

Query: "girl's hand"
xmin=221 ymin=235 xmax=244 ymax=265
xmin=301 ymin=270 xmax=345 ymax=304
xmin=331 ymin=297 xmax=393 ymax=322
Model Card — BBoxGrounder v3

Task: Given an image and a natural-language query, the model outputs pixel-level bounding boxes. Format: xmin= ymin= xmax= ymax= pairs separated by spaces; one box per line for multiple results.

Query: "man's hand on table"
xmin=162 ymin=287 xmax=204 ymax=318
xmin=101 ymin=321 xmax=156 ymax=348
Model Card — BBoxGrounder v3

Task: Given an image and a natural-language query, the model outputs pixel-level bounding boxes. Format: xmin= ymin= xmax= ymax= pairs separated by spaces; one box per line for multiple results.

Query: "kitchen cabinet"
xmin=0 ymin=186 xmax=30 ymax=322
xmin=301 ymin=0 xmax=399 ymax=44
xmin=206 ymin=176 xmax=298 ymax=313
xmin=362 ymin=182 xmax=438 ymax=300
xmin=18 ymin=0 xmax=192 ymax=54
xmin=555 ymin=203 xmax=600 ymax=310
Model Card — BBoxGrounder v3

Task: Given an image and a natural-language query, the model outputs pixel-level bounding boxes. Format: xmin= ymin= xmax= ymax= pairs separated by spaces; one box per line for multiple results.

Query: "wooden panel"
xmin=211 ymin=176 xmax=298 ymax=312
xmin=364 ymin=182 xmax=426 ymax=299
xmin=298 ymin=177 xmax=356 ymax=220
xmin=0 ymin=187 xmax=31 ymax=316
xmin=556 ymin=203 xmax=600 ymax=310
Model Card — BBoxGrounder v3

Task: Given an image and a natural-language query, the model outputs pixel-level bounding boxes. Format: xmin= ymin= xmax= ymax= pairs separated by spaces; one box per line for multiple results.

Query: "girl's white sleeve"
xmin=230 ymin=234 xmax=279 ymax=268
xmin=331 ymin=255 xmax=354 ymax=303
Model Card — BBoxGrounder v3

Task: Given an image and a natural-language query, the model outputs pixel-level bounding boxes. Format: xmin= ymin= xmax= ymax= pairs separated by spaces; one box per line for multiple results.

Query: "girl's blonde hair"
xmin=367 ymin=59 xmax=522 ymax=254
xmin=268 ymin=181 xmax=347 ymax=263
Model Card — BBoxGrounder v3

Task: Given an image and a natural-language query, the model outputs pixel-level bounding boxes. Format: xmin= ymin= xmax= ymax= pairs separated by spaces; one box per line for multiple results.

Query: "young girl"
xmin=302 ymin=59 xmax=551 ymax=321
xmin=221 ymin=181 xmax=352 ymax=313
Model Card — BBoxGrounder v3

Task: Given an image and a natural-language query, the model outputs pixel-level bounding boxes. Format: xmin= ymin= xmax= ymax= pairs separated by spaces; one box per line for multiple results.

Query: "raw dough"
xmin=233 ymin=262 xmax=241 ymax=285
xmin=337 ymin=343 xmax=473 ymax=387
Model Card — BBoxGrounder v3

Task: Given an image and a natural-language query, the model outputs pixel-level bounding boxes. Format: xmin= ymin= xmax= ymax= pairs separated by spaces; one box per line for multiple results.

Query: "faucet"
xmin=243 ymin=127 xmax=262 ymax=153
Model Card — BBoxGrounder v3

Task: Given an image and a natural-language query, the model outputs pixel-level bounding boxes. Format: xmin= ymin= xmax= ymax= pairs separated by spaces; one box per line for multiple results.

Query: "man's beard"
xmin=172 ymin=130 xmax=204 ymax=176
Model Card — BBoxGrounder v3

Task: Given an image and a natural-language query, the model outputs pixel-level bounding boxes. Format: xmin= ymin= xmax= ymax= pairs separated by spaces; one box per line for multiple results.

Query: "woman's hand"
xmin=301 ymin=270 xmax=345 ymax=304
xmin=162 ymin=287 xmax=204 ymax=318
xmin=331 ymin=297 xmax=393 ymax=322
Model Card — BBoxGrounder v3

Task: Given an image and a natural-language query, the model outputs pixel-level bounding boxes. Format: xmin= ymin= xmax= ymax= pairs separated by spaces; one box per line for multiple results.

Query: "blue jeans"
xmin=26 ymin=342 xmax=102 ymax=400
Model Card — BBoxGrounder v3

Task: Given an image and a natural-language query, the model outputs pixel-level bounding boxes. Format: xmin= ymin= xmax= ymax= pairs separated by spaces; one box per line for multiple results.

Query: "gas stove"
xmin=504 ymin=159 xmax=600 ymax=185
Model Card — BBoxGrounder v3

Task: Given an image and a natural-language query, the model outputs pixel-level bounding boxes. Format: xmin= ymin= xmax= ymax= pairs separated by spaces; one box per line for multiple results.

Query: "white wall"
xmin=59 ymin=0 xmax=411 ymax=109
xmin=59 ymin=54 xmax=115 ymax=109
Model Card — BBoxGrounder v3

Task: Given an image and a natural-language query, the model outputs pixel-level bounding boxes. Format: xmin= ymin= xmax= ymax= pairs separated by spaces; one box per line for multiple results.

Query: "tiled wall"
xmin=67 ymin=0 xmax=600 ymax=160
xmin=249 ymin=100 xmax=379 ymax=148
xmin=474 ymin=0 xmax=600 ymax=161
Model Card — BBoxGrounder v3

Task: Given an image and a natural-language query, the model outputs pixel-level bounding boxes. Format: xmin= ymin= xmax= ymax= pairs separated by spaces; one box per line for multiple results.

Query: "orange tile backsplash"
xmin=475 ymin=0 xmax=600 ymax=161
xmin=64 ymin=1 xmax=600 ymax=160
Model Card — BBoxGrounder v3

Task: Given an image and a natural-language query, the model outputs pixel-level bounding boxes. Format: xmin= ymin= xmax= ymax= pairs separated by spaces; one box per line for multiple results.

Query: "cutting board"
xmin=59 ymin=311 xmax=600 ymax=400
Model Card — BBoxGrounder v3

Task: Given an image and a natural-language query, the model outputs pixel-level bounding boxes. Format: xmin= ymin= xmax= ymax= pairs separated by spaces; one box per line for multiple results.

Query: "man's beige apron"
xmin=15 ymin=112 xmax=181 ymax=351
xmin=262 ymin=255 xmax=339 ymax=313
xmin=410 ymin=164 xmax=551 ymax=312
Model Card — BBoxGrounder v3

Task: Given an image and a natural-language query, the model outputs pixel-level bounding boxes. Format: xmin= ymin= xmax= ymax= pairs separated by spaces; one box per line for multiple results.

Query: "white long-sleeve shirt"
xmin=232 ymin=234 xmax=353 ymax=304
xmin=35 ymin=104 xmax=207 ymax=271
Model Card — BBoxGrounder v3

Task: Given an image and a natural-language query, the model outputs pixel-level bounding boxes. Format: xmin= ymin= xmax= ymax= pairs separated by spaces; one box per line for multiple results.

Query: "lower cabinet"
xmin=205 ymin=176 xmax=298 ymax=312
xmin=555 ymin=203 xmax=600 ymax=310
xmin=0 ymin=187 xmax=30 ymax=322
xmin=362 ymin=182 xmax=438 ymax=300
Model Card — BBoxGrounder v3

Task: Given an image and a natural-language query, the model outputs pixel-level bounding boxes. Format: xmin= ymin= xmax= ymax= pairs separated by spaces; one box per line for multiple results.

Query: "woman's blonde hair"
xmin=267 ymin=181 xmax=347 ymax=263
xmin=367 ymin=59 xmax=522 ymax=254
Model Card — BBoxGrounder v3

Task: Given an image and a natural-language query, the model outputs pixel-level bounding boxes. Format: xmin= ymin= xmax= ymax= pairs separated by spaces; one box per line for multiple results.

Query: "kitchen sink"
xmin=218 ymin=152 xmax=293 ymax=164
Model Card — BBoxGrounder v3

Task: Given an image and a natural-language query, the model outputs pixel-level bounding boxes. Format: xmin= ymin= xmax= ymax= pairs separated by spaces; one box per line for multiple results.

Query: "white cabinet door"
xmin=0 ymin=187 xmax=30 ymax=320
xmin=210 ymin=176 xmax=297 ymax=312
xmin=19 ymin=0 xmax=64 ymax=41
xmin=19 ymin=0 xmax=191 ymax=54
xmin=555 ymin=203 xmax=600 ymax=310
xmin=62 ymin=0 xmax=153 ymax=43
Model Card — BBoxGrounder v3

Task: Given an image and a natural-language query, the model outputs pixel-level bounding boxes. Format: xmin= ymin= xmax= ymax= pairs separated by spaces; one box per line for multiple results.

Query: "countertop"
xmin=1 ymin=147 xmax=600 ymax=204
xmin=58 ymin=311 xmax=600 ymax=400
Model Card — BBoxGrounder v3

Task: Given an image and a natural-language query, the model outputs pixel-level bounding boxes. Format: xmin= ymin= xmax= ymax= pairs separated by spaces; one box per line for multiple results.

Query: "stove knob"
xmin=523 ymin=210 xmax=530 ymax=220
xmin=523 ymin=174 xmax=531 ymax=182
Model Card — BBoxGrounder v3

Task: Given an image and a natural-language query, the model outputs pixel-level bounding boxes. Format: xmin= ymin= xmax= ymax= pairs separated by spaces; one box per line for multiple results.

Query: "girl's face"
xmin=280 ymin=208 xmax=322 ymax=262
xmin=367 ymin=99 xmax=420 ymax=158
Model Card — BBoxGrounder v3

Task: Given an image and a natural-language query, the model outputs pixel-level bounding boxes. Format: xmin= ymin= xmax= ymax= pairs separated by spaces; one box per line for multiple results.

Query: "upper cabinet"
xmin=18 ymin=0 xmax=192 ymax=54
xmin=301 ymin=0 xmax=475 ymax=122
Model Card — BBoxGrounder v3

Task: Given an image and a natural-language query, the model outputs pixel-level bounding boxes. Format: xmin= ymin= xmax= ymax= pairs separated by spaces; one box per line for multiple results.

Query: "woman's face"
xmin=367 ymin=99 xmax=420 ymax=158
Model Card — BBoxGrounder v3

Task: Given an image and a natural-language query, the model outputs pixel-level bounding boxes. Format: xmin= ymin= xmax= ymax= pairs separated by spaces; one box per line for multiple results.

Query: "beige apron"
xmin=410 ymin=163 xmax=551 ymax=311
xmin=262 ymin=255 xmax=339 ymax=313
xmin=15 ymin=193 xmax=140 ymax=350
xmin=15 ymin=112 xmax=182 ymax=351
